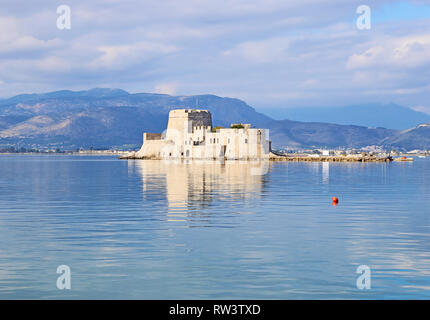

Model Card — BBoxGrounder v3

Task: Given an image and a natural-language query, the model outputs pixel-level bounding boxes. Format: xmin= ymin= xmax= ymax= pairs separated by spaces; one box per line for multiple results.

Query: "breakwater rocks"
xmin=269 ymin=153 xmax=393 ymax=162
xmin=119 ymin=152 xmax=143 ymax=160
xmin=119 ymin=152 xmax=393 ymax=162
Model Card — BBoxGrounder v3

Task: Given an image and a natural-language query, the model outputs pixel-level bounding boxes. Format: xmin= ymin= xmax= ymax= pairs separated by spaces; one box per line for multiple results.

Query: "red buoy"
xmin=332 ymin=197 xmax=339 ymax=206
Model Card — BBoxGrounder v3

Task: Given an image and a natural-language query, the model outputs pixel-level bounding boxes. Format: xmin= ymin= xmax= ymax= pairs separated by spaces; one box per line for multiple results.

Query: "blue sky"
xmin=373 ymin=1 xmax=430 ymax=23
xmin=1 ymin=0 xmax=430 ymax=113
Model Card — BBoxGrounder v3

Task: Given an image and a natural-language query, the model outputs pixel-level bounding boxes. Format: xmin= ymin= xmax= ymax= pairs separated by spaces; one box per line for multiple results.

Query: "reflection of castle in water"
xmin=130 ymin=160 xmax=269 ymax=209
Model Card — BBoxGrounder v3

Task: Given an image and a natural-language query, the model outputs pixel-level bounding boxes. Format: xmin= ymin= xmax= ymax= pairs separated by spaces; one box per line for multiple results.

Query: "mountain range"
xmin=0 ymin=88 xmax=428 ymax=151
xmin=262 ymin=104 xmax=430 ymax=130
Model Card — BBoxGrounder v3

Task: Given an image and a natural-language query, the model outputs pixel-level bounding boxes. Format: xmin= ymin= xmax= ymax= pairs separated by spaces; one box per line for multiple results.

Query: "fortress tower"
xmin=165 ymin=109 xmax=212 ymax=145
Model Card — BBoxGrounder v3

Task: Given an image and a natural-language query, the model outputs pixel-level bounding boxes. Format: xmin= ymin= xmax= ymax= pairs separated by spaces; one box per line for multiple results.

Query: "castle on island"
xmin=131 ymin=109 xmax=271 ymax=160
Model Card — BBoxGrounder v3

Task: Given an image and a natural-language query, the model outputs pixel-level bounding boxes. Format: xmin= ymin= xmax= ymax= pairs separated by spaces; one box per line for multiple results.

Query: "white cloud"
xmin=0 ymin=36 xmax=61 ymax=55
xmin=153 ymin=83 xmax=178 ymax=95
xmin=0 ymin=16 xmax=21 ymax=42
xmin=411 ymin=105 xmax=430 ymax=115
xmin=90 ymin=42 xmax=179 ymax=69
xmin=347 ymin=35 xmax=430 ymax=70
xmin=223 ymin=37 xmax=290 ymax=64
xmin=34 ymin=56 xmax=71 ymax=72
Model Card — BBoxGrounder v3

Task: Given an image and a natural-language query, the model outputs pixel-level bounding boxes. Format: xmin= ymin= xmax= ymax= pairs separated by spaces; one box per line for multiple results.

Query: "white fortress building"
xmin=133 ymin=109 xmax=271 ymax=160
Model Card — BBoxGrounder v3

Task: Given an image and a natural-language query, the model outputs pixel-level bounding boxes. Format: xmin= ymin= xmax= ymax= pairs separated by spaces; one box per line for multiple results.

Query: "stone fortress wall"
xmin=134 ymin=109 xmax=271 ymax=160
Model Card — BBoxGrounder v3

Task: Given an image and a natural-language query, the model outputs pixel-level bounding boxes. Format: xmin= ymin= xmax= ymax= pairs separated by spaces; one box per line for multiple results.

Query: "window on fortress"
xmin=245 ymin=139 xmax=248 ymax=144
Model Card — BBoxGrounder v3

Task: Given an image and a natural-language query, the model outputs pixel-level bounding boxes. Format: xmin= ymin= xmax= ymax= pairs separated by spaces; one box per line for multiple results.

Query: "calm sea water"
xmin=0 ymin=155 xmax=429 ymax=299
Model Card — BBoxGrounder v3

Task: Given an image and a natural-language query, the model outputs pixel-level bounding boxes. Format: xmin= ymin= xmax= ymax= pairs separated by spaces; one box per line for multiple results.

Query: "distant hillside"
xmin=262 ymin=103 xmax=430 ymax=130
xmin=0 ymin=88 xmax=271 ymax=149
xmin=0 ymin=88 xmax=429 ymax=151
xmin=382 ymin=123 xmax=430 ymax=150
xmin=267 ymin=119 xmax=395 ymax=149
